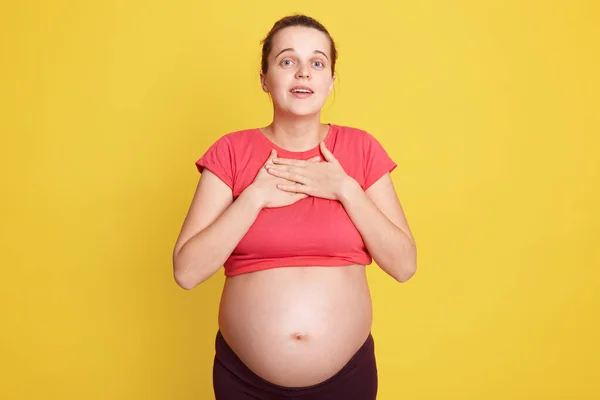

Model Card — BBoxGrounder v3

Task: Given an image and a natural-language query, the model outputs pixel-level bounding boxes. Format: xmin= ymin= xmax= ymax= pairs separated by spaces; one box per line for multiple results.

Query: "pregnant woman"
xmin=173 ymin=14 xmax=417 ymax=400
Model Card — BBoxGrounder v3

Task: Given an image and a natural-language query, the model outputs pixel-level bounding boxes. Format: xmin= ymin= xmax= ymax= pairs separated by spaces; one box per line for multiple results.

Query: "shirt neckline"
xmin=254 ymin=123 xmax=335 ymax=157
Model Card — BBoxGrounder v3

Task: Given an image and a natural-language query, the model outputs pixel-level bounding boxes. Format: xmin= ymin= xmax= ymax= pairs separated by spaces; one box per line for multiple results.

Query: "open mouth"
xmin=290 ymin=89 xmax=313 ymax=94
xmin=290 ymin=86 xmax=314 ymax=98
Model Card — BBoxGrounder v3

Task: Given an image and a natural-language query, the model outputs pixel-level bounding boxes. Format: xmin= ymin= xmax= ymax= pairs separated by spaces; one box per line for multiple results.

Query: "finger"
xmin=319 ymin=142 xmax=337 ymax=163
xmin=277 ymin=182 xmax=309 ymax=194
xmin=269 ymin=164 xmax=297 ymax=173
xmin=307 ymin=156 xmax=321 ymax=162
xmin=272 ymin=158 xmax=308 ymax=167
xmin=268 ymin=167 xmax=308 ymax=185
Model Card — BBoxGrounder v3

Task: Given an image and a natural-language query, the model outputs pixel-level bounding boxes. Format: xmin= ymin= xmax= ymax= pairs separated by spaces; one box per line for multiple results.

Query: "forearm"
xmin=173 ymin=188 xmax=262 ymax=289
xmin=339 ymin=180 xmax=417 ymax=282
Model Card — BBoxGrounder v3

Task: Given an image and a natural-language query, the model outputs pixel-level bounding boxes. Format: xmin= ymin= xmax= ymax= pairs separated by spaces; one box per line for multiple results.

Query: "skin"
xmin=172 ymin=25 xmax=417 ymax=388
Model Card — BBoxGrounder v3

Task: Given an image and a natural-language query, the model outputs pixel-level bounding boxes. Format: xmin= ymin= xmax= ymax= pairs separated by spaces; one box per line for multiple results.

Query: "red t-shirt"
xmin=195 ymin=123 xmax=397 ymax=276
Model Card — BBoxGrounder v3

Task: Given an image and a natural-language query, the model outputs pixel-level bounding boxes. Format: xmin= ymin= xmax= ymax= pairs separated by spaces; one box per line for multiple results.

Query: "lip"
xmin=289 ymin=85 xmax=314 ymax=94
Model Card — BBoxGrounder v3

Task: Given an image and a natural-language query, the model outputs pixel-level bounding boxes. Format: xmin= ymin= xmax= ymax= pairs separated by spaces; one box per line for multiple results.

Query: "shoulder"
xmin=330 ymin=123 xmax=384 ymax=149
xmin=332 ymin=123 xmax=383 ymax=140
xmin=223 ymin=127 xmax=258 ymax=140
xmin=332 ymin=123 xmax=369 ymax=138
xmin=196 ymin=127 xmax=257 ymax=163
xmin=207 ymin=127 xmax=257 ymax=147
xmin=331 ymin=123 xmax=395 ymax=163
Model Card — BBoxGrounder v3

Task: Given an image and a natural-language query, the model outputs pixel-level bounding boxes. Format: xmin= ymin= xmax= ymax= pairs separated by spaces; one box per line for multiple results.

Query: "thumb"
xmin=319 ymin=141 xmax=337 ymax=163
xmin=266 ymin=149 xmax=277 ymax=163
xmin=263 ymin=149 xmax=277 ymax=170
xmin=307 ymin=156 xmax=321 ymax=163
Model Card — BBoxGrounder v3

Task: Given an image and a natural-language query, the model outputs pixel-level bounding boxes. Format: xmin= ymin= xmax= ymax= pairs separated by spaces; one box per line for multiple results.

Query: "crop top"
xmin=195 ymin=123 xmax=397 ymax=277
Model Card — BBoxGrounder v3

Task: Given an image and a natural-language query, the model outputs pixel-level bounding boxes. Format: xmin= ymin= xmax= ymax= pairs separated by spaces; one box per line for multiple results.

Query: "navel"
xmin=290 ymin=331 xmax=308 ymax=341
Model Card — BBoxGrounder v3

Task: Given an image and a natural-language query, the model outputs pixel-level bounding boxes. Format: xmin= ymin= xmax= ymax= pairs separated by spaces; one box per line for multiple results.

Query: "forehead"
xmin=271 ymin=26 xmax=330 ymax=57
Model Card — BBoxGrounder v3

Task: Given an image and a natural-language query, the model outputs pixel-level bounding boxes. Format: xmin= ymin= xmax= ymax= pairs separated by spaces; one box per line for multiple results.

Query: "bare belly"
xmin=217 ymin=264 xmax=373 ymax=388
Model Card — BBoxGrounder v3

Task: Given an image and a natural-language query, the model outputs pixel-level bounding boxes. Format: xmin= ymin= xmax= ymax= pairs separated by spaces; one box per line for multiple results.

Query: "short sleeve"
xmin=363 ymin=132 xmax=398 ymax=189
xmin=195 ymin=135 xmax=234 ymax=189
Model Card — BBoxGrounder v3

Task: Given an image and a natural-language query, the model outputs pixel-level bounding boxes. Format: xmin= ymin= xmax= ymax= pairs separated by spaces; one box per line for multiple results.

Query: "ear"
xmin=328 ymin=74 xmax=336 ymax=95
xmin=260 ymin=72 xmax=268 ymax=92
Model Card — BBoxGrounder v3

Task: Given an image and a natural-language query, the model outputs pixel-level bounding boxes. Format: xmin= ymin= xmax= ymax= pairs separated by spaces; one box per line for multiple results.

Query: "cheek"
xmin=267 ymin=71 xmax=291 ymax=87
xmin=316 ymin=77 xmax=334 ymax=93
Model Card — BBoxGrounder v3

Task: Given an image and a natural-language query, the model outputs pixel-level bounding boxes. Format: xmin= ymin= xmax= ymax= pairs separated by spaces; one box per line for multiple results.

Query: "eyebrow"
xmin=274 ymin=48 xmax=329 ymax=61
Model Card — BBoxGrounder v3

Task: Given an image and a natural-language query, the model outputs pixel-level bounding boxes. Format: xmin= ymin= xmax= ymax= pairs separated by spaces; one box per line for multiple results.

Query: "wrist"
xmin=240 ymin=185 xmax=265 ymax=211
xmin=338 ymin=177 xmax=362 ymax=204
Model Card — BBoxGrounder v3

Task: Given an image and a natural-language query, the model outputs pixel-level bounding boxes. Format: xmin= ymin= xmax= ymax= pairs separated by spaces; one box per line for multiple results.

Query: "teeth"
xmin=292 ymin=89 xmax=312 ymax=93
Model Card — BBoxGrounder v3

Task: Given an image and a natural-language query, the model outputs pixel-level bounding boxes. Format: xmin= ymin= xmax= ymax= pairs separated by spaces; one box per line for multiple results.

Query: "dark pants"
xmin=213 ymin=330 xmax=378 ymax=399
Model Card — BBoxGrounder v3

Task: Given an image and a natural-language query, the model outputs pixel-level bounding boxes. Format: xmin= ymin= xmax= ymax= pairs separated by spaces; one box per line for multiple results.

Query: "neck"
xmin=263 ymin=110 xmax=327 ymax=152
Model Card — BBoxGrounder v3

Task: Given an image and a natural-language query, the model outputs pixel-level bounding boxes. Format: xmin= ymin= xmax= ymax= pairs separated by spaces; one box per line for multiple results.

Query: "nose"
xmin=295 ymin=62 xmax=311 ymax=79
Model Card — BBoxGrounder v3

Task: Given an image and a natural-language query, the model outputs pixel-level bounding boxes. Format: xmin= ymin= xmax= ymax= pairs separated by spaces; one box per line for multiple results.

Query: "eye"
xmin=313 ymin=61 xmax=325 ymax=68
xmin=280 ymin=59 xmax=293 ymax=66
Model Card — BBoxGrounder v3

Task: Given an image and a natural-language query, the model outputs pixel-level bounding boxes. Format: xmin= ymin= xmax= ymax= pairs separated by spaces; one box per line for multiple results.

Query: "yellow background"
xmin=1 ymin=0 xmax=598 ymax=399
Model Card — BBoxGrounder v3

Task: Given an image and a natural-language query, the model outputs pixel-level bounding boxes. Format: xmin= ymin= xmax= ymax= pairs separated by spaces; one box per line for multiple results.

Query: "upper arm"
xmin=173 ymin=168 xmax=233 ymax=257
xmin=365 ymin=173 xmax=415 ymax=244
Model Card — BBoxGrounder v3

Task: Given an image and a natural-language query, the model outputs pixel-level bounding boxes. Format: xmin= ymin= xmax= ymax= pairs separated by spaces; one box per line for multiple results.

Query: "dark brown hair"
xmin=260 ymin=14 xmax=338 ymax=76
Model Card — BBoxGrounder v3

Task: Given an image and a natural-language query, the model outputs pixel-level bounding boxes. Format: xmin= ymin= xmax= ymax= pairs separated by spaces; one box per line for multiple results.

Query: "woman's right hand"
xmin=248 ymin=149 xmax=319 ymax=209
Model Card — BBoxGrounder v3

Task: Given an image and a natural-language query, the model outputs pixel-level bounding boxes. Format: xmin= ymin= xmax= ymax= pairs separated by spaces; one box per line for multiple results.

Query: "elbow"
xmin=395 ymin=265 xmax=416 ymax=283
xmin=382 ymin=261 xmax=416 ymax=283
xmin=172 ymin=256 xmax=216 ymax=290
xmin=172 ymin=254 xmax=202 ymax=290
xmin=174 ymin=271 xmax=198 ymax=290
xmin=395 ymin=245 xmax=417 ymax=283
xmin=378 ymin=251 xmax=417 ymax=282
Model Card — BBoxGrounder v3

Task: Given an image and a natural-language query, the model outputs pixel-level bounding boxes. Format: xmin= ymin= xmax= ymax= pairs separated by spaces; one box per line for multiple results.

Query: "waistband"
xmin=214 ymin=330 xmax=375 ymax=394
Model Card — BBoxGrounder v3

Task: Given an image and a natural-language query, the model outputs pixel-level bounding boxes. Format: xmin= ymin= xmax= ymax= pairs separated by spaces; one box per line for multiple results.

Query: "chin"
xmin=283 ymin=103 xmax=327 ymax=117
xmin=287 ymin=109 xmax=321 ymax=117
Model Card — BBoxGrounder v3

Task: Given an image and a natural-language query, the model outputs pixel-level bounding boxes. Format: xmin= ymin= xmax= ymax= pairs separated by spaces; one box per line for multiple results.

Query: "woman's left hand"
xmin=265 ymin=142 xmax=358 ymax=201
